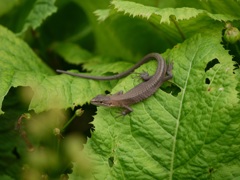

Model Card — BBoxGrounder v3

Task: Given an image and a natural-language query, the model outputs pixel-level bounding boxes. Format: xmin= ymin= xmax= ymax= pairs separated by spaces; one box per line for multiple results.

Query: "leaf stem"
xmin=170 ymin=16 xmax=186 ymax=41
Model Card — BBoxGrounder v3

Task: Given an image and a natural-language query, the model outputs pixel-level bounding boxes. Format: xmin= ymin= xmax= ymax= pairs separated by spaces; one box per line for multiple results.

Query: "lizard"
xmin=57 ymin=53 xmax=173 ymax=115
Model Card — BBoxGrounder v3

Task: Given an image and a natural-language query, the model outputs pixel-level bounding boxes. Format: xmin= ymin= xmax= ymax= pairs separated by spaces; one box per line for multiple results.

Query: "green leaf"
xmin=20 ymin=0 xmax=57 ymax=33
xmin=74 ymin=0 xmax=138 ymax=58
xmin=52 ymin=42 xmax=144 ymax=75
xmin=75 ymin=31 xmax=240 ymax=179
xmin=0 ymin=0 xmax=57 ymax=33
xmin=0 ymin=25 xmax=53 ymax=114
xmin=92 ymin=1 xmax=240 ymax=54
xmin=105 ymin=1 xmax=239 ymax=24
xmin=0 ymin=25 xmax=115 ymax=114
xmin=52 ymin=42 xmax=93 ymax=65
xmin=94 ymin=9 xmax=111 ymax=22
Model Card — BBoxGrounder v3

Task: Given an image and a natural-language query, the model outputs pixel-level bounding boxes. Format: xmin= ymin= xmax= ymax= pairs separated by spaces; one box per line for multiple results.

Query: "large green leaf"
xmin=70 ymin=31 xmax=240 ymax=179
xmin=75 ymin=0 xmax=171 ymax=58
xmin=109 ymin=0 xmax=239 ymax=23
xmin=95 ymin=0 xmax=240 ymax=49
xmin=0 ymin=25 xmax=115 ymax=114
xmin=0 ymin=25 xmax=51 ymax=114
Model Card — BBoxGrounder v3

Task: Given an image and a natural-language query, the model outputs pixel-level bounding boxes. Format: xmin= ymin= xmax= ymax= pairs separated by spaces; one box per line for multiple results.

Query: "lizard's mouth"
xmin=90 ymin=95 xmax=112 ymax=107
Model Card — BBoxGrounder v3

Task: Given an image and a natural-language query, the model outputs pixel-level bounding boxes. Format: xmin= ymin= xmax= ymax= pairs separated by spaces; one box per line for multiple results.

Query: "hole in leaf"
xmin=208 ymin=167 xmax=214 ymax=174
xmin=108 ymin=156 xmax=114 ymax=167
xmin=105 ymin=90 xmax=111 ymax=94
xmin=161 ymin=83 xmax=181 ymax=97
xmin=12 ymin=147 xmax=20 ymax=159
xmin=205 ymin=78 xmax=210 ymax=84
xmin=205 ymin=59 xmax=220 ymax=72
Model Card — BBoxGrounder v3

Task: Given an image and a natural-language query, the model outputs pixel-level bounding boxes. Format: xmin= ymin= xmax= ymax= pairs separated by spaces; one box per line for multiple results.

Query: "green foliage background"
xmin=0 ymin=0 xmax=240 ymax=179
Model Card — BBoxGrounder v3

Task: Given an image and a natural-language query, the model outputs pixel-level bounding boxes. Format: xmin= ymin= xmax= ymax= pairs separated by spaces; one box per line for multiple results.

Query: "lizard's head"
xmin=90 ymin=95 xmax=113 ymax=107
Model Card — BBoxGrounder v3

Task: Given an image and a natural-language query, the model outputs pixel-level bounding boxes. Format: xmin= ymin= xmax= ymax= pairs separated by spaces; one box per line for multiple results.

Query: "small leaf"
xmin=94 ymin=9 xmax=111 ymax=22
xmin=52 ymin=42 xmax=93 ymax=65
xmin=20 ymin=0 xmax=57 ymax=33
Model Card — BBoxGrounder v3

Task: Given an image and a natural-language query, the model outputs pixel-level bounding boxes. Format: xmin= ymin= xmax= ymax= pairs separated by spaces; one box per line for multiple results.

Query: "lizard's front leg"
xmin=121 ymin=105 xmax=133 ymax=116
